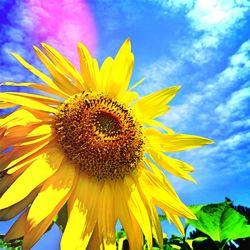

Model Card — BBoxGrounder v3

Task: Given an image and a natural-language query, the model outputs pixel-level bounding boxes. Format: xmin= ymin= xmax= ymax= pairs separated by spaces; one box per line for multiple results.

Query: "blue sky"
xmin=0 ymin=0 xmax=250 ymax=249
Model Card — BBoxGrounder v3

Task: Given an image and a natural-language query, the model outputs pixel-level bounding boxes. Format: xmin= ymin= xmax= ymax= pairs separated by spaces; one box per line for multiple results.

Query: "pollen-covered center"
xmin=95 ymin=111 xmax=121 ymax=134
xmin=54 ymin=92 xmax=144 ymax=180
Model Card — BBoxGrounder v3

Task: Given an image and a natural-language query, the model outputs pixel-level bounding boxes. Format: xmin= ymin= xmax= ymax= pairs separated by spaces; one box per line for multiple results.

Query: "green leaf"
xmin=192 ymin=236 xmax=208 ymax=242
xmin=159 ymin=214 xmax=167 ymax=221
xmin=185 ymin=237 xmax=207 ymax=250
xmin=116 ymin=230 xmax=127 ymax=240
xmin=0 ymin=238 xmax=6 ymax=248
xmin=187 ymin=202 xmax=250 ymax=243
xmin=169 ymin=244 xmax=181 ymax=249
xmin=164 ymin=244 xmax=175 ymax=250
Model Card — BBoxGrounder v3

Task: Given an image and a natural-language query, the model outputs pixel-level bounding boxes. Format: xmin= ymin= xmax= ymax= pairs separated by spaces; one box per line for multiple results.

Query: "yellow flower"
xmin=0 ymin=39 xmax=213 ymax=250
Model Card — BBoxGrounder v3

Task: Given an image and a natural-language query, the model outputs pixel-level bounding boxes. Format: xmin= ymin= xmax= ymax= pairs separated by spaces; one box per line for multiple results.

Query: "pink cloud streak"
xmin=25 ymin=0 xmax=97 ymax=65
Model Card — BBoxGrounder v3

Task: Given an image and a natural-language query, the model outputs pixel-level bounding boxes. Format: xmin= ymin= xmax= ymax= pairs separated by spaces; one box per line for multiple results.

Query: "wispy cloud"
xmin=138 ymin=57 xmax=185 ymax=95
xmin=153 ymin=0 xmax=250 ymax=65
xmin=160 ymin=39 xmax=250 ymax=131
xmin=215 ymin=86 xmax=250 ymax=124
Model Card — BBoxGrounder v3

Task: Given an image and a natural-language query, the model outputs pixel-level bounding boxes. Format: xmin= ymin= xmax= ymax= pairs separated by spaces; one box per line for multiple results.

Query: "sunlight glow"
xmin=26 ymin=0 xmax=97 ymax=65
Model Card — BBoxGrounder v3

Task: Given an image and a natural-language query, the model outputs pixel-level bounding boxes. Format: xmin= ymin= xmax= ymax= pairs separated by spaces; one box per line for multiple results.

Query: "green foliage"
xmin=115 ymin=229 xmax=176 ymax=250
xmin=115 ymin=229 xmax=207 ymax=250
xmin=187 ymin=201 xmax=250 ymax=249
xmin=0 ymin=235 xmax=22 ymax=250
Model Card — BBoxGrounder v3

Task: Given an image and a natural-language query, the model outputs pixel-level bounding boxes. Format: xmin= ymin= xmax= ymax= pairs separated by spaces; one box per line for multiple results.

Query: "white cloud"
xmin=203 ymin=132 xmax=250 ymax=155
xmin=156 ymin=0 xmax=249 ymax=34
xmin=159 ymin=39 xmax=250 ymax=130
xmin=138 ymin=57 xmax=184 ymax=95
xmin=153 ymin=0 xmax=195 ymax=11
xmin=171 ymin=0 xmax=249 ymax=65
xmin=187 ymin=0 xmax=246 ymax=30
xmin=214 ymin=87 xmax=250 ymax=123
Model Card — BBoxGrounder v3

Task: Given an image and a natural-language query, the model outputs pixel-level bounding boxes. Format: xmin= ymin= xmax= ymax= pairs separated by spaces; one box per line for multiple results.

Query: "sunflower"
xmin=0 ymin=39 xmax=213 ymax=250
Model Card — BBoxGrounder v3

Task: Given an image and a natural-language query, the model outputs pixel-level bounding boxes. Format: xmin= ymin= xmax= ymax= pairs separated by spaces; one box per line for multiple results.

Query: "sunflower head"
xmin=0 ymin=39 xmax=213 ymax=250
xmin=54 ymin=91 xmax=144 ymax=180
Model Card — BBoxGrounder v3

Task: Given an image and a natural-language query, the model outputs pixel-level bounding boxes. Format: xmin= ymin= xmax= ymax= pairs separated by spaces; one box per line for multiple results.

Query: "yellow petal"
xmin=1 ymin=124 xmax=52 ymax=153
xmin=138 ymin=168 xmax=196 ymax=219
xmin=22 ymin=162 xmax=77 ymax=250
xmin=120 ymin=91 xmax=139 ymax=106
xmin=22 ymin=214 xmax=55 ymax=250
xmin=87 ymin=226 xmax=116 ymax=250
xmin=1 ymin=81 xmax=67 ymax=99
xmin=134 ymin=171 xmax=163 ymax=247
xmin=27 ymin=159 xmax=77 ymax=230
xmin=87 ymin=225 xmax=102 ymax=250
xmin=0 ymin=92 xmax=57 ymax=113
xmin=0 ymin=147 xmax=64 ymax=209
xmin=148 ymin=148 xmax=197 ymax=183
xmin=0 ymin=102 xmax=16 ymax=109
xmin=6 ymin=150 xmax=44 ymax=175
xmin=78 ymin=42 xmax=99 ymax=91
xmin=117 ymin=236 xmax=127 ymax=250
xmin=6 ymin=141 xmax=55 ymax=175
xmin=146 ymin=129 xmax=214 ymax=152
xmin=133 ymin=86 xmax=181 ymax=120
xmin=0 ymin=167 xmax=26 ymax=197
xmin=166 ymin=213 xmax=185 ymax=236
xmin=61 ymin=174 xmax=100 ymax=250
xmin=107 ymin=39 xmax=134 ymax=99
xmin=4 ymin=209 xmax=28 ymax=241
xmin=143 ymin=121 xmax=175 ymax=134
xmin=1 ymin=138 xmax=53 ymax=173
xmin=102 ymin=240 xmax=116 ymax=250
xmin=120 ymin=77 xmax=145 ymax=105
xmin=41 ymin=43 xmax=85 ymax=90
xmin=22 ymin=206 xmax=62 ymax=250
xmin=97 ymin=181 xmax=116 ymax=244
xmin=10 ymin=91 xmax=60 ymax=105
xmin=144 ymin=158 xmax=178 ymax=197
xmin=0 ymin=108 xmax=50 ymax=129
xmin=129 ymin=77 xmax=145 ymax=91
xmin=11 ymin=52 xmax=68 ymax=96
xmin=123 ymin=176 xmax=153 ymax=249
xmin=0 ymin=125 xmax=36 ymax=152
xmin=114 ymin=181 xmax=144 ymax=250
xmin=0 ymin=188 xmax=38 ymax=221
xmin=99 ymin=56 xmax=113 ymax=93
xmin=33 ymin=46 xmax=81 ymax=95
xmin=19 ymin=124 xmax=53 ymax=146
xmin=151 ymin=204 xmax=163 ymax=248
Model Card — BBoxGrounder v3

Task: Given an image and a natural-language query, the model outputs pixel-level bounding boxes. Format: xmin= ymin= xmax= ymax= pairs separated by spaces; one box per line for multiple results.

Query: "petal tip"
xmin=10 ymin=52 xmax=18 ymax=57
xmin=123 ymin=38 xmax=132 ymax=51
xmin=204 ymin=138 xmax=215 ymax=145
xmin=77 ymin=42 xmax=86 ymax=49
xmin=175 ymin=85 xmax=182 ymax=91
xmin=32 ymin=45 xmax=40 ymax=52
xmin=77 ymin=41 xmax=82 ymax=47
xmin=125 ymin=37 xmax=131 ymax=44
xmin=41 ymin=42 xmax=49 ymax=48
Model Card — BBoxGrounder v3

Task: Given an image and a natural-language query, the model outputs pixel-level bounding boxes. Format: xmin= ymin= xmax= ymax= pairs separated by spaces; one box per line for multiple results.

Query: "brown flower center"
xmin=54 ymin=92 xmax=144 ymax=180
